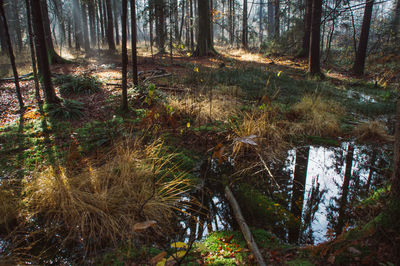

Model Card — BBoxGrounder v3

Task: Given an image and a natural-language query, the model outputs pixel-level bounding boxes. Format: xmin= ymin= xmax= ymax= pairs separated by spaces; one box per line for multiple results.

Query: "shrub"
xmin=53 ymin=74 xmax=101 ymax=95
xmin=44 ymin=99 xmax=84 ymax=120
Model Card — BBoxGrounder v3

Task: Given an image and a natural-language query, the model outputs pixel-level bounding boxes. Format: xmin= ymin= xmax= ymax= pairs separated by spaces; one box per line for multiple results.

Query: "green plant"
xmin=53 ymin=74 xmax=101 ymax=95
xmin=44 ymin=99 xmax=84 ymax=120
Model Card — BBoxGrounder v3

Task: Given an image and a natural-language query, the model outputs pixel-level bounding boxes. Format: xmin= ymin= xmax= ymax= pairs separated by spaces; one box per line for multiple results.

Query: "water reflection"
xmin=280 ymin=142 xmax=391 ymax=244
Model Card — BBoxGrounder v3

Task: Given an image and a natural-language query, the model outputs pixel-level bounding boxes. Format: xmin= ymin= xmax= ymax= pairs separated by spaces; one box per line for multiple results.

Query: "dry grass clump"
xmin=0 ymin=187 xmax=18 ymax=233
xmin=353 ymin=121 xmax=394 ymax=143
xmin=167 ymin=93 xmax=239 ymax=124
xmin=231 ymin=108 xmax=288 ymax=160
xmin=293 ymin=94 xmax=344 ymax=137
xmin=22 ymin=138 xmax=191 ymax=254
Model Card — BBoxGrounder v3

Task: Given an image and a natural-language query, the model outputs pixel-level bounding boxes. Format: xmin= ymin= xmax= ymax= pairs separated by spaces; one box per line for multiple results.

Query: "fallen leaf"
xmin=150 ymin=251 xmax=167 ymax=264
xmin=133 ymin=220 xmax=157 ymax=232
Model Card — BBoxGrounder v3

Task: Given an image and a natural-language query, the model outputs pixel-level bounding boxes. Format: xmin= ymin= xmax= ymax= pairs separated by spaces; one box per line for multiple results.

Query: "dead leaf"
xmin=133 ymin=220 xmax=157 ymax=232
xmin=150 ymin=251 xmax=167 ymax=264
xmin=328 ymin=255 xmax=335 ymax=264
xmin=347 ymin=247 xmax=361 ymax=255
xmin=234 ymin=135 xmax=258 ymax=146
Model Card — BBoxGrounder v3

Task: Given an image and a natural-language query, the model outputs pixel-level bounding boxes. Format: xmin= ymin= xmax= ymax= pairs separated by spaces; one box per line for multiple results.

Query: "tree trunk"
xmin=81 ymin=2 xmax=91 ymax=52
xmin=259 ymin=0 xmax=264 ymax=44
xmin=0 ymin=0 xmax=24 ymax=110
xmin=98 ymin=0 xmax=105 ymax=44
xmin=189 ymin=0 xmax=194 ymax=52
xmin=122 ymin=0 xmax=128 ymax=111
xmin=267 ymin=0 xmax=274 ymax=39
xmin=308 ymin=0 xmax=322 ymax=76
xmin=131 ymin=0 xmax=138 ymax=86
xmin=25 ymin=0 xmax=41 ymax=104
xmin=336 ymin=144 xmax=354 ymax=236
xmin=352 ymin=0 xmax=374 ymax=76
xmin=30 ymin=0 xmax=59 ymax=104
xmin=88 ymin=1 xmax=97 ymax=47
xmin=0 ymin=8 xmax=7 ymax=54
xmin=105 ymin=0 xmax=116 ymax=51
xmin=113 ymin=0 xmax=120 ymax=46
xmin=274 ymin=0 xmax=280 ymax=37
xmin=11 ymin=0 xmax=23 ymax=52
xmin=155 ymin=0 xmax=166 ymax=53
xmin=40 ymin=0 xmax=65 ymax=64
xmin=242 ymin=0 xmax=248 ymax=49
xmin=299 ymin=0 xmax=312 ymax=58
xmin=194 ymin=0 xmax=215 ymax=56
xmin=72 ymin=0 xmax=83 ymax=50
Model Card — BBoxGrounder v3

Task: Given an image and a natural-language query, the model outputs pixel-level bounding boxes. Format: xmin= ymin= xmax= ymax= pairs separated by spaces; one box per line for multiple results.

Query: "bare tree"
xmin=308 ymin=0 xmax=322 ymax=76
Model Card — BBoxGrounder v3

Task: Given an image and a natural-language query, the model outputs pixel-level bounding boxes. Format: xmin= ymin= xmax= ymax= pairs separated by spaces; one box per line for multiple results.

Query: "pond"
xmin=178 ymin=142 xmax=392 ymax=245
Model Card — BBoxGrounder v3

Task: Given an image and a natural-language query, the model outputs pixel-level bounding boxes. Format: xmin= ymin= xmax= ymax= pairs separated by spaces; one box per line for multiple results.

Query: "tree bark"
xmin=0 ymin=7 xmax=7 ymax=54
xmin=259 ymin=0 xmax=264 ymax=44
xmin=72 ymin=0 xmax=83 ymax=50
xmin=87 ymin=1 xmax=97 ymax=48
xmin=194 ymin=0 xmax=215 ymax=56
xmin=40 ymin=0 xmax=65 ymax=64
xmin=225 ymin=186 xmax=267 ymax=266
xmin=11 ymin=0 xmax=23 ymax=52
xmin=299 ymin=0 xmax=312 ymax=58
xmin=122 ymin=0 xmax=128 ymax=111
xmin=242 ymin=0 xmax=248 ymax=49
xmin=131 ymin=0 xmax=138 ymax=85
xmin=352 ymin=0 xmax=374 ymax=76
xmin=30 ymin=0 xmax=59 ymax=105
xmin=113 ymin=0 xmax=120 ymax=46
xmin=267 ymin=0 xmax=274 ymax=39
xmin=81 ymin=2 xmax=91 ymax=52
xmin=98 ymin=0 xmax=105 ymax=44
xmin=274 ymin=0 xmax=280 ymax=37
xmin=105 ymin=0 xmax=116 ymax=51
xmin=308 ymin=0 xmax=322 ymax=76
xmin=155 ymin=0 xmax=166 ymax=53
xmin=0 ymin=0 xmax=24 ymax=110
xmin=25 ymin=0 xmax=41 ymax=105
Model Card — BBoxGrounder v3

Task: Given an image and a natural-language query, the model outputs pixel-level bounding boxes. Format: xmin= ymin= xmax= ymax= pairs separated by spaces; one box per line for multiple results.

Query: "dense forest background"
xmin=0 ymin=0 xmax=400 ymax=265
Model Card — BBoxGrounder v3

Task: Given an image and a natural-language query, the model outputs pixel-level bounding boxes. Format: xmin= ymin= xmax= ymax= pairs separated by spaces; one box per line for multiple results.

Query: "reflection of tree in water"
xmin=301 ymin=176 xmax=326 ymax=244
xmin=327 ymin=143 xmax=391 ymax=237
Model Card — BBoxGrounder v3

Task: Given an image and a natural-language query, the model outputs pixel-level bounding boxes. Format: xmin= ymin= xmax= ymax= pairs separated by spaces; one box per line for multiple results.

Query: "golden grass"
xmin=231 ymin=108 xmax=288 ymax=160
xmin=22 ymin=138 xmax=191 ymax=254
xmin=167 ymin=93 xmax=239 ymax=124
xmin=353 ymin=121 xmax=394 ymax=143
xmin=293 ymin=94 xmax=344 ymax=137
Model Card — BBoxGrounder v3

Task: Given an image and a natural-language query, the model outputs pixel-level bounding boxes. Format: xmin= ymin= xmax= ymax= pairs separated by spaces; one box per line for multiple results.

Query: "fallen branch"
xmin=224 ymin=186 xmax=267 ymax=266
xmin=0 ymin=72 xmax=33 ymax=82
xmin=143 ymin=73 xmax=172 ymax=83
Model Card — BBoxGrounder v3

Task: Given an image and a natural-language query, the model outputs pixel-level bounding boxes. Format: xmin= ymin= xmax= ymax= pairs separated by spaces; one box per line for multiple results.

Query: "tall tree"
xmin=10 ymin=0 xmax=23 ymax=52
xmin=194 ymin=0 xmax=216 ymax=56
xmin=242 ymin=0 xmax=248 ymax=49
xmin=121 ymin=0 xmax=128 ymax=111
xmin=40 ymin=0 xmax=65 ymax=64
xmin=30 ymin=0 xmax=59 ymax=104
xmin=259 ymin=0 xmax=264 ymax=44
xmin=0 ymin=7 xmax=7 ymax=54
xmin=298 ymin=0 xmax=312 ymax=58
xmin=88 ymin=1 xmax=97 ymax=47
xmin=267 ymin=0 xmax=274 ymax=39
xmin=81 ymin=2 xmax=91 ymax=52
xmin=105 ymin=0 xmax=116 ymax=51
xmin=0 ymin=0 xmax=24 ymax=110
xmin=25 ymin=0 xmax=41 ymax=104
xmin=72 ymin=0 xmax=83 ymax=50
xmin=308 ymin=0 xmax=322 ymax=76
xmin=352 ymin=0 xmax=374 ymax=76
xmin=155 ymin=0 xmax=166 ymax=53
xmin=274 ymin=0 xmax=280 ymax=37
xmin=131 ymin=0 xmax=138 ymax=85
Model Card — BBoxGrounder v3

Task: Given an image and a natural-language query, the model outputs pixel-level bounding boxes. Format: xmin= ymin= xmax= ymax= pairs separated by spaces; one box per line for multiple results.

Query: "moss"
xmin=286 ymin=259 xmax=314 ymax=266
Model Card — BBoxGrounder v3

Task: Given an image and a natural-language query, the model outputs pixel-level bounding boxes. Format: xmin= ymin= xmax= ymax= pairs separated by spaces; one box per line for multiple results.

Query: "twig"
xmin=257 ymin=152 xmax=280 ymax=189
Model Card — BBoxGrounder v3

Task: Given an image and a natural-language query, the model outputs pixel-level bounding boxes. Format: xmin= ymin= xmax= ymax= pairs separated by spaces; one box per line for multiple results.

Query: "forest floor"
xmin=0 ymin=46 xmax=399 ymax=265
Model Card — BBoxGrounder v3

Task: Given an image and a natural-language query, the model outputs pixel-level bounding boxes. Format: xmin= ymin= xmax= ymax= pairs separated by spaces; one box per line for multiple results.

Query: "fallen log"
xmin=224 ymin=186 xmax=267 ymax=266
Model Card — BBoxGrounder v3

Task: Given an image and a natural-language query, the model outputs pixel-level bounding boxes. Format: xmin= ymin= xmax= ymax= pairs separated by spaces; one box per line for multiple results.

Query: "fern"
xmin=44 ymin=99 xmax=84 ymax=120
xmin=53 ymin=74 xmax=101 ymax=95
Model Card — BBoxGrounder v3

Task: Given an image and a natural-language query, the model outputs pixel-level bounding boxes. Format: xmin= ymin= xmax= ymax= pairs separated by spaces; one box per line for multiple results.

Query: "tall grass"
xmin=22 ymin=138 xmax=191 ymax=256
xmin=293 ymin=94 xmax=344 ymax=137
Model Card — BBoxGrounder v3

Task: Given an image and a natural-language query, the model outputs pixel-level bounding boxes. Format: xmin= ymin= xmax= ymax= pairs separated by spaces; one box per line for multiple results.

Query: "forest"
xmin=0 ymin=0 xmax=400 ymax=264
